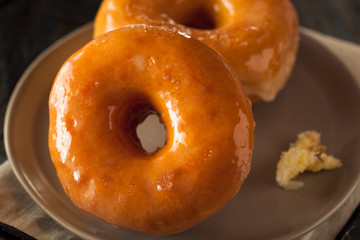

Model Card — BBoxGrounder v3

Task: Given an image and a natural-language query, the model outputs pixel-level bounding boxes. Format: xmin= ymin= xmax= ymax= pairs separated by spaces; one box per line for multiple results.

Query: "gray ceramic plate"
xmin=4 ymin=23 xmax=360 ymax=240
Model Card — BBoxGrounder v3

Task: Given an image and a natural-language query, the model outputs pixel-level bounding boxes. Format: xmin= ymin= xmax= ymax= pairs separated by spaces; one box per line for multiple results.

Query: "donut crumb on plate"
xmin=276 ymin=131 xmax=342 ymax=190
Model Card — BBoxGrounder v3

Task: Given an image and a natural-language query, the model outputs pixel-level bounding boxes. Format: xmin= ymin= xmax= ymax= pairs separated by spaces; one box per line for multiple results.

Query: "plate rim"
xmin=3 ymin=22 xmax=100 ymax=240
xmin=4 ymin=23 xmax=360 ymax=240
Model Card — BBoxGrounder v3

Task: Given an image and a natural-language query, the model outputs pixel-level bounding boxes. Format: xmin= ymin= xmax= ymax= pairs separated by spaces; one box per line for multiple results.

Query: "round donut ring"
xmin=94 ymin=0 xmax=299 ymax=103
xmin=49 ymin=25 xmax=255 ymax=236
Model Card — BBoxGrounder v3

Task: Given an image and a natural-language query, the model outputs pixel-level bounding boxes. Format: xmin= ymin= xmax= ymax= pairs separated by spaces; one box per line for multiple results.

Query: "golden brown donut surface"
xmin=94 ymin=0 xmax=299 ymax=103
xmin=49 ymin=25 xmax=255 ymax=236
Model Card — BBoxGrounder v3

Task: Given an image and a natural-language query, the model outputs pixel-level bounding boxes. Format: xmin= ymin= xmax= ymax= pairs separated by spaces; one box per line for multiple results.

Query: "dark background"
xmin=0 ymin=0 xmax=359 ymax=238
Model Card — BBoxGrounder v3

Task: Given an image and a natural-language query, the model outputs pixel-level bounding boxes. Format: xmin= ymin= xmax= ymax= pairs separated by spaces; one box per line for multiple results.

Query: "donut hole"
xmin=136 ymin=114 xmax=166 ymax=153
xmin=115 ymin=95 xmax=167 ymax=155
xmin=179 ymin=7 xmax=217 ymax=30
xmin=164 ymin=2 xmax=233 ymax=30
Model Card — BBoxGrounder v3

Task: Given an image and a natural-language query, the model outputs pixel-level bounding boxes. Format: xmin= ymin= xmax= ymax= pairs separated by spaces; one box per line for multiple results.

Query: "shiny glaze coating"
xmin=49 ymin=25 xmax=254 ymax=236
xmin=94 ymin=0 xmax=299 ymax=102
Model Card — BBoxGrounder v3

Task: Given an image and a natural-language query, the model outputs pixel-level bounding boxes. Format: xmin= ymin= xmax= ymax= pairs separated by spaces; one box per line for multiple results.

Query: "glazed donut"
xmin=94 ymin=0 xmax=299 ymax=103
xmin=49 ymin=25 xmax=254 ymax=236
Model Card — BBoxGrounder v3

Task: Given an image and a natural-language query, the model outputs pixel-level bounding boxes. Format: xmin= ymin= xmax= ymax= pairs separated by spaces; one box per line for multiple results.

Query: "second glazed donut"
xmin=49 ymin=25 xmax=255 ymax=236
xmin=94 ymin=0 xmax=299 ymax=103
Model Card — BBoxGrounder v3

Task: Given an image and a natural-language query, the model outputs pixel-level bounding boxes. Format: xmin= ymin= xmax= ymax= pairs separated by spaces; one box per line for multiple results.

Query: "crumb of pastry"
xmin=276 ymin=131 xmax=342 ymax=190
xmin=291 ymin=131 xmax=326 ymax=153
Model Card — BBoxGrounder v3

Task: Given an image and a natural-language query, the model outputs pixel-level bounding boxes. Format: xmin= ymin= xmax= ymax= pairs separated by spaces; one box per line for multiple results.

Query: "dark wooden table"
xmin=0 ymin=0 xmax=359 ymax=238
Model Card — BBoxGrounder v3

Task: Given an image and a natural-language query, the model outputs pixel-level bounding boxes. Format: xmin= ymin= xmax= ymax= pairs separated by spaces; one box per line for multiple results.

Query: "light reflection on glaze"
xmin=131 ymin=54 xmax=145 ymax=70
xmin=105 ymin=14 xmax=116 ymax=32
xmin=107 ymin=0 xmax=116 ymax=11
xmin=51 ymin=62 xmax=73 ymax=164
xmin=165 ymin=100 xmax=186 ymax=152
xmin=247 ymin=26 xmax=259 ymax=31
xmin=84 ymin=179 xmax=96 ymax=204
xmin=177 ymin=30 xmax=191 ymax=39
xmin=55 ymin=110 xmax=72 ymax=163
xmin=233 ymin=109 xmax=251 ymax=181
xmin=246 ymin=48 xmax=274 ymax=73
xmin=219 ymin=0 xmax=235 ymax=16
xmin=213 ymin=4 xmax=220 ymax=12
xmin=73 ymin=170 xmax=80 ymax=182
xmin=108 ymin=105 xmax=116 ymax=130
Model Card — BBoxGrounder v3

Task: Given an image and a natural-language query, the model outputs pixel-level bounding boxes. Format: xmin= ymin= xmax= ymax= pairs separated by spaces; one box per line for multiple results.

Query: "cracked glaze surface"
xmin=49 ymin=25 xmax=254 ymax=236
xmin=94 ymin=0 xmax=299 ymax=102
